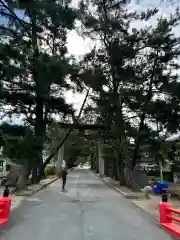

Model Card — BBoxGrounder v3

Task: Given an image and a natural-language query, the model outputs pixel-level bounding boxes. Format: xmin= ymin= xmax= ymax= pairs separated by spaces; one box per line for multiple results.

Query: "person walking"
xmin=61 ymin=166 xmax=68 ymax=191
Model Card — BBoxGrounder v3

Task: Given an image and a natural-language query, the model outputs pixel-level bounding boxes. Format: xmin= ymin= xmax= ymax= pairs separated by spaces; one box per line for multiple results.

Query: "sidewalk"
xmin=95 ymin=173 xmax=180 ymax=222
xmin=9 ymin=168 xmax=74 ymax=211
xmin=10 ymin=177 xmax=59 ymax=211
xmin=133 ymin=193 xmax=180 ymax=221
xmin=96 ymin=174 xmax=145 ymax=199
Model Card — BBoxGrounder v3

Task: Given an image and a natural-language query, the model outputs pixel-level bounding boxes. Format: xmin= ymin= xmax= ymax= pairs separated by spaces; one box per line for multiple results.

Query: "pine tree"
xmin=0 ymin=0 xmax=77 ymax=181
xmin=77 ymin=0 xmax=157 ymax=185
xmin=78 ymin=1 xmax=180 ymax=186
xmin=127 ymin=13 xmax=180 ymax=170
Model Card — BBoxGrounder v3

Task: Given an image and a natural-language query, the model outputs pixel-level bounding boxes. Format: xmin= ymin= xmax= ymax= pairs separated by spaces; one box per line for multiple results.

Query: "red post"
xmin=159 ymin=202 xmax=172 ymax=224
xmin=4 ymin=198 xmax=11 ymax=219
xmin=0 ymin=197 xmax=11 ymax=225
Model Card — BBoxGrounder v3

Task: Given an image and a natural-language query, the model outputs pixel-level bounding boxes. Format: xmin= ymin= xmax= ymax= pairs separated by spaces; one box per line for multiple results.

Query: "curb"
xmin=92 ymin=171 xmax=136 ymax=199
xmin=10 ymin=177 xmax=59 ymax=212
xmin=14 ymin=177 xmax=59 ymax=197
xmin=26 ymin=177 xmax=59 ymax=196
xmin=10 ymin=168 xmax=74 ymax=210
xmin=12 ymin=167 xmax=74 ymax=197
xmin=130 ymin=199 xmax=176 ymax=239
xmin=92 ymin=171 xmax=177 ymax=238
xmin=94 ymin=173 xmax=127 ymax=196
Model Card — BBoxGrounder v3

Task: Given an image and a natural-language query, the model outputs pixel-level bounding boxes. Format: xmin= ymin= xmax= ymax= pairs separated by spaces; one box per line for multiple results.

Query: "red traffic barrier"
xmin=0 ymin=197 xmax=11 ymax=225
xmin=160 ymin=201 xmax=180 ymax=238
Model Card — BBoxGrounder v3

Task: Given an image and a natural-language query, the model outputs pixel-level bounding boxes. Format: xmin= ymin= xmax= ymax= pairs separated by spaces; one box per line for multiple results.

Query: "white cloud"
xmin=67 ymin=29 xmax=94 ymax=58
xmin=3 ymin=0 xmax=180 ymax=124
xmin=65 ymin=0 xmax=180 ymax=111
xmin=65 ymin=90 xmax=85 ymax=113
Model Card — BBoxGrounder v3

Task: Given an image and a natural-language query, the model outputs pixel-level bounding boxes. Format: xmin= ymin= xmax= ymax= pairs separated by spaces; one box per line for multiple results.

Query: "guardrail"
xmin=0 ymin=197 xmax=11 ymax=225
xmin=160 ymin=196 xmax=180 ymax=238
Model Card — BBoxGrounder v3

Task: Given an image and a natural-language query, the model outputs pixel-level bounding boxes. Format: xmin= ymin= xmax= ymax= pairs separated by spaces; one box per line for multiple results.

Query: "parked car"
xmin=83 ymin=163 xmax=90 ymax=169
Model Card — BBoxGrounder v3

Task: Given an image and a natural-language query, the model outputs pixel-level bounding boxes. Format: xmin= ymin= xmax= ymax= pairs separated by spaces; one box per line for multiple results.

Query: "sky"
xmin=1 ymin=0 xmax=180 ymax=126
xmin=65 ymin=0 xmax=180 ymax=113
xmin=65 ymin=0 xmax=180 ymax=140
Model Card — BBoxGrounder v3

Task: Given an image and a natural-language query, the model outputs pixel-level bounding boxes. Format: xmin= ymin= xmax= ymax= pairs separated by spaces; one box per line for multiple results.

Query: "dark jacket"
xmin=62 ymin=169 xmax=68 ymax=179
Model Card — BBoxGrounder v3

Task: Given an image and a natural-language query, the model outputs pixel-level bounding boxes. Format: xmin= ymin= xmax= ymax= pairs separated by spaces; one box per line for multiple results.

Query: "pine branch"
xmin=42 ymin=88 xmax=90 ymax=168
xmin=0 ymin=0 xmax=31 ymax=29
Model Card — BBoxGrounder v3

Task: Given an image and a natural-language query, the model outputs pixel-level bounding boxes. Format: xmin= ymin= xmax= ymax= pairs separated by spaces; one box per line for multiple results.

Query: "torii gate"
xmin=56 ymin=122 xmax=106 ymax=177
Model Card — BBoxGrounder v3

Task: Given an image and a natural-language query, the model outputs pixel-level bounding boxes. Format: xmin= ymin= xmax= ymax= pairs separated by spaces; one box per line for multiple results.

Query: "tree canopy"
xmin=1 ymin=0 xmax=180 ymax=187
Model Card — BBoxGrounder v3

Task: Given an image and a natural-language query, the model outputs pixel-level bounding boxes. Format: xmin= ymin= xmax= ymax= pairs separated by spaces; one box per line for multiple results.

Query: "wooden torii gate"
xmin=56 ymin=122 xmax=106 ymax=177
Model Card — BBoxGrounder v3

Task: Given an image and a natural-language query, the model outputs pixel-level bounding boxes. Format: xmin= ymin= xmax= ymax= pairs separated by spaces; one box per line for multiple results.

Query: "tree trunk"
xmin=118 ymin=162 xmax=126 ymax=186
xmin=16 ymin=167 xmax=30 ymax=191
xmin=131 ymin=54 xmax=158 ymax=170
xmin=114 ymin=151 xmax=125 ymax=185
xmin=31 ymin=166 xmax=38 ymax=184
xmin=131 ymin=113 xmax=145 ymax=169
xmin=35 ymin=163 xmax=46 ymax=183
xmin=159 ymin=160 xmax=163 ymax=182
xmin=30 ymin=9 xmax=46 ymax=183
xmin=124 ymin=164 xmax=133 ymax=188
xmin=34 ymin=97 xmax=46 ymax=182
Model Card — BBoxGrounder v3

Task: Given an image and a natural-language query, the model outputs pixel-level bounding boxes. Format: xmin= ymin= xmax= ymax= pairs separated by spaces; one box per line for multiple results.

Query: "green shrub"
xmin=45 ymin=166 xmax=56 ymax=176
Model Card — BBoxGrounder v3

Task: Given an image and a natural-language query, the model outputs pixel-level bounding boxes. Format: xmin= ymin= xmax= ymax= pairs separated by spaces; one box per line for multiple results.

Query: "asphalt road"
xmin=0 ymin=169 xmax=173 ymax=240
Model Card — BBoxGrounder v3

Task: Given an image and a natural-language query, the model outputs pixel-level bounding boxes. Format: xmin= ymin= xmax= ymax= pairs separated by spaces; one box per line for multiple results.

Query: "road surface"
xmin=0 ymin=169 xmax=172 ymax=240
